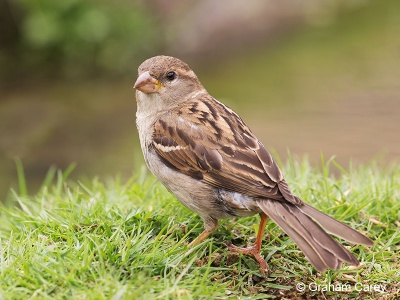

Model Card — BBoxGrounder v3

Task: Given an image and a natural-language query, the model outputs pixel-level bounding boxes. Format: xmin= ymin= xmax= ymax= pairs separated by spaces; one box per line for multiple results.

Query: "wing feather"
xmin=152 ymin=95 xmax=302 ymax=204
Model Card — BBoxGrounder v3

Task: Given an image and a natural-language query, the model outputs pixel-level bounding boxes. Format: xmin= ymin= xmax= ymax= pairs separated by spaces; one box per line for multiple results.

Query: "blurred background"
xmin=1 ymin=0 xmax=399 ymax=200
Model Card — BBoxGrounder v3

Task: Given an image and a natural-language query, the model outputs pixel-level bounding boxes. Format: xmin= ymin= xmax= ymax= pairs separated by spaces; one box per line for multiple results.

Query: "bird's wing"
xmin=152 ymin=95 xmax=302 ymax=205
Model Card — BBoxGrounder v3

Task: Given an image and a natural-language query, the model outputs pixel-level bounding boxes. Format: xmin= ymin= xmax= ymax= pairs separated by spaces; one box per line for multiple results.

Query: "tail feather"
xmin=260 ymin=202 xmax=341 ymax=271
xmin=299 ymin=203 xmax=374 ymax=246
xmin=257 ymin=200 xmax=370 ymax=272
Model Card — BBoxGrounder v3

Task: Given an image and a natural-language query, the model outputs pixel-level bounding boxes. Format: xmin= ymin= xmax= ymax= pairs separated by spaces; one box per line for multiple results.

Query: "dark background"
xmin=1 ymin=0 xmax=399 ymax=200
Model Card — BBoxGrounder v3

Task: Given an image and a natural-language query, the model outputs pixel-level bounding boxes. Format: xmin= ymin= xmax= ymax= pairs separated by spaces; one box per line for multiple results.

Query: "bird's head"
xmin=134 ymin=56 xmax=204 ymax=107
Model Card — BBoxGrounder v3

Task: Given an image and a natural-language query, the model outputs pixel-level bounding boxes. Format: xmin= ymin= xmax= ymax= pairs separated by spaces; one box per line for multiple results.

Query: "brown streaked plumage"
xmin=134 ymin=55 xmax=373 ymax=273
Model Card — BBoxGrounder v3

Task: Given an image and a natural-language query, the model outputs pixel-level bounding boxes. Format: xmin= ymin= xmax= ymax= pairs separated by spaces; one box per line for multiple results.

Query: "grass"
xmin=0 ymin=157 xmax=399 ymax=299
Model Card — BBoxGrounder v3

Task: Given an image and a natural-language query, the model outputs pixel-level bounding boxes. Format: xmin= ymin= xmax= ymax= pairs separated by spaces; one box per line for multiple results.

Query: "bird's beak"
xmin=134 ymin=71 xmax=162 ymax=94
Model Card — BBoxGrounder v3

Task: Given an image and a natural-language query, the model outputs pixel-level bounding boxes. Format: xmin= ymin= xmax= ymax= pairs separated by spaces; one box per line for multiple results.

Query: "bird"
xmin=133 ymin=55 xmax=373 ymax=273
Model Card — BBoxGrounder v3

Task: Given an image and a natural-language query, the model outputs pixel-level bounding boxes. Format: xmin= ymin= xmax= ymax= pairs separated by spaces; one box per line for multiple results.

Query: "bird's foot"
xmin=226 ymin=242 xmax=269 ymax=275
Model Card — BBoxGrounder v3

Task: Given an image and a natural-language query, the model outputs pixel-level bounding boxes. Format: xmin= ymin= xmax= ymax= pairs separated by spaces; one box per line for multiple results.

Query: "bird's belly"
xmin=143 ymin=148 xmax=260 ymax=220
xmin=143 ymin=149 xmax=216 ymax=215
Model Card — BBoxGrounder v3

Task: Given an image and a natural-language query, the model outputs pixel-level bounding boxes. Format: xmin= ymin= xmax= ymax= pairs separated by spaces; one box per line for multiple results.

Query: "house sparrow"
xmin=134 ymin=55 xmax=373 ymax=273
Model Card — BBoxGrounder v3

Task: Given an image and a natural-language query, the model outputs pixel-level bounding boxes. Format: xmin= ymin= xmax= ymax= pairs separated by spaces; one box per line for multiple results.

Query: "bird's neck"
xmin=136 ymin=92 xmax=166 ymax=118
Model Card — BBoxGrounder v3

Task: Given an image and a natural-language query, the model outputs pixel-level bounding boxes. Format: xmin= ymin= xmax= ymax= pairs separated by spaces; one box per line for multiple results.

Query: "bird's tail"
xmin=257 ymin=200 xmax=373 ymax=272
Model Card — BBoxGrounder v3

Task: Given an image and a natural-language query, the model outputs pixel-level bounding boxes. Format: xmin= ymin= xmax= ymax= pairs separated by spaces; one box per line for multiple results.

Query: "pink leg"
xmin=227 ymin=213 xmax=269 ymax=273
xmin=188 ymin=220 xmax=218 ymax=247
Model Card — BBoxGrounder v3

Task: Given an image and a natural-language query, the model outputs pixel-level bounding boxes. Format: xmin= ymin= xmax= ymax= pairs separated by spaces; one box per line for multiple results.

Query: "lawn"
xmin=0 ymin=157 xmax=399 ymax=299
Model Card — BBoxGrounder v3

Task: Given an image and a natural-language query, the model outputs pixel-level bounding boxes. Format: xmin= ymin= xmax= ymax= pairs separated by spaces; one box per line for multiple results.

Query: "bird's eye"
xmin=166 ymin=71 xmax=177 ymax=81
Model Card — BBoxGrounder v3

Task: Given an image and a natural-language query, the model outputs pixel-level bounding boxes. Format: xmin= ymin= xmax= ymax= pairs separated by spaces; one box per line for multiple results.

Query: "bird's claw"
xmin=226 ymin=242 xmax=270 ymax=276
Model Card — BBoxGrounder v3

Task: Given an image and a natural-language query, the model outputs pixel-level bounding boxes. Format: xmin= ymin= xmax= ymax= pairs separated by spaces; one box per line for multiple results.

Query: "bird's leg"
xmin=188 ymin=219 xmax=218 ymax=247
xmin=227 ymin=213 xmax=269 ymax=274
